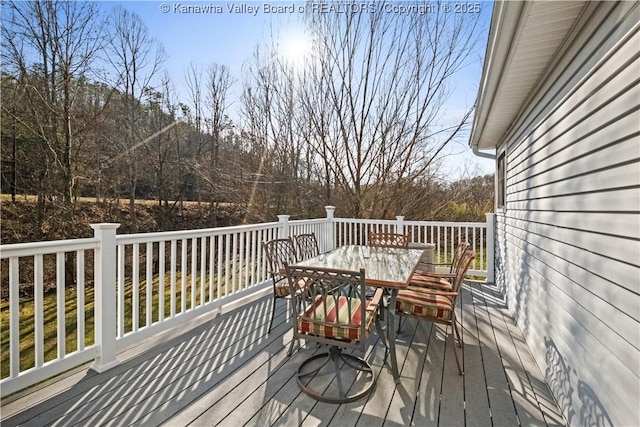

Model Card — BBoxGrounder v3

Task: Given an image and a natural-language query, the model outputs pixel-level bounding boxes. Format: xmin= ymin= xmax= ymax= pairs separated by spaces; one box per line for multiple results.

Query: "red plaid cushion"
xmin=396 ymin=289 xmax=454 ymax=320
xmin=298 ymin=295 xmax=375 ymax=341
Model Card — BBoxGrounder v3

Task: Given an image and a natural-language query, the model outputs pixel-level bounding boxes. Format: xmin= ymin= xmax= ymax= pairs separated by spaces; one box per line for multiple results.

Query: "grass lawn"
xmin=0 ymin=271 xmax=225 ymax=380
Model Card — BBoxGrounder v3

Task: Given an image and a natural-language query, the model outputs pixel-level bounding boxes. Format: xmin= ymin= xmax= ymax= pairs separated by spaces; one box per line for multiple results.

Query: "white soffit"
xmin=470 ymin=1 xmax=588 ymax=150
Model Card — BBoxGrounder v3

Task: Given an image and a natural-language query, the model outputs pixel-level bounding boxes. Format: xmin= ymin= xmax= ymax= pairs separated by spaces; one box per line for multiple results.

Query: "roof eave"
xmin=469 ymin=1 xmax=527 ymax=152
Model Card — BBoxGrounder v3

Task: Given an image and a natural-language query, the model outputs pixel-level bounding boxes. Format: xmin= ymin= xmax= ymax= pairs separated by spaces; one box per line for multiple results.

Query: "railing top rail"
xmin=115 ymin=221 xmax=281 ymax=245
xmin=288 ymin=218 xmax=330 ymax=226
xmin=403 ymin=220 xmax=486 ymax=227
xmin=334 ymin=218 xmax=397 ymax=224
xmin=334 ymin=218 xmax=486 ymax=228
xmin=0 ymin=238 xmax=99 ymax=259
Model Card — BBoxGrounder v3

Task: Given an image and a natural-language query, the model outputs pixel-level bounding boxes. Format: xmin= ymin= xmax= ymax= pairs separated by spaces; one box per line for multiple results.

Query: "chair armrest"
xmin=366 ymin=288 xmax=384 ymax=311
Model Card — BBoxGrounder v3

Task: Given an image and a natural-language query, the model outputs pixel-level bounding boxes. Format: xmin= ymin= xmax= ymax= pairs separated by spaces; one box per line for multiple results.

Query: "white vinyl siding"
xmin=494 ymin=2 xmax=640 ymax=426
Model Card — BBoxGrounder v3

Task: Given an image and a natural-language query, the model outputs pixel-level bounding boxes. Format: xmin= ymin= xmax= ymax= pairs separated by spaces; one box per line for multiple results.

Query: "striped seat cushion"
xmin=298 ymin=295 xmax=375 ymax=341
xmin=274 ymin=281 xmax=289 ymax=297
xmin=274 ymin=278 xmax=306 ymax=298
xmin=409 ymin=271 xmax=453 ymax=291
xmin=396 ymin=289 xmax=454 ymax=320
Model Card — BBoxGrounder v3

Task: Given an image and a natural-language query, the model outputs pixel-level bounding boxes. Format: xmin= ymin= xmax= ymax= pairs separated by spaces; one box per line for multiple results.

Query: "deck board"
xmin=407 ymin=323 xmax=441 ymax=427
xmin=472 ymin=281 xmax=522 ymax=427
xmin=479 ymin=283 xmax=565 ymax=427
xmin=383 ymin=321 xmax=429 ymax=427
xmin=1 ymin=281 xmax=566 ymax=427
xmin=459 ymin=284 xmax=493 ymax=427
xmin=438 ymin=324 xmax=466 ymax=427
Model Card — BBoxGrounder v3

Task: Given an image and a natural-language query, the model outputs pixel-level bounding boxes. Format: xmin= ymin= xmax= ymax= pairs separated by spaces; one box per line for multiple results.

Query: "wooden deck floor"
xmin=1 ymin=281 xmax=566 ymax=427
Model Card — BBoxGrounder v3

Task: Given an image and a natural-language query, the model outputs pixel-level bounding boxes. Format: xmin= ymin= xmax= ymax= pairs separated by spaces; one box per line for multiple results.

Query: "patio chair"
xmin=410 ymin=241 xmax=471 ymax=291
xmin=367 ymin=232 xmax=409 ymax=248
xmin=262 ymin=238 xmax=301 ymax=334
xmin=396 ymin=247 xmax=475 ymax=375
xmin=294 ymin=232 xmax=320 ymax=261
xmin=285 ymin=265 xmax=386 ymax=403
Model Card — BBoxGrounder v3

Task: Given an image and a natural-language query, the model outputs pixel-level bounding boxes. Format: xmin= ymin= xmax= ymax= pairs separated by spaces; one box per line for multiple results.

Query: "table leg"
xmin=388 ymin=288 xmax=400 ymax=383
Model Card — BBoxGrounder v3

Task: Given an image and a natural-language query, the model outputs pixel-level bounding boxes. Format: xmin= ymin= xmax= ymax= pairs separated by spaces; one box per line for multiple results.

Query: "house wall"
xmin=494 ymin=2 xmax=639 ymax=426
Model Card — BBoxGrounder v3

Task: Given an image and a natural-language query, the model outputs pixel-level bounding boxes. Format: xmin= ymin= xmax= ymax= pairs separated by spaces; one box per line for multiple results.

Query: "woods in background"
xmin=1 ymin=0 xmax=492 ymax=242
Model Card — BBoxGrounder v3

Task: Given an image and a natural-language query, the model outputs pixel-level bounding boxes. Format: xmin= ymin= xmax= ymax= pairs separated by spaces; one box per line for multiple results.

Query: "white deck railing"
xmin=0 ymin=207 xmax=494 ymax=396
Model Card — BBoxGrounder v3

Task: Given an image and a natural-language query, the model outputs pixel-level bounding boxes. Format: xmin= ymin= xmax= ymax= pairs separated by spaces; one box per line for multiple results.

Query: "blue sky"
xmin=102 ymin=1 xmax=308 ymax=98
xmin=99 ymin=1 xmax=495 ymax=177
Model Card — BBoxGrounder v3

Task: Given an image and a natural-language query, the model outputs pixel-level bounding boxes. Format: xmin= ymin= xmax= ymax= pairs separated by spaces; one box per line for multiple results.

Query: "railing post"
xmin=396 ymin=216 xmax=405 ymax=235
xmin=485 ymin=213 xmax=495 ymax=283
xmin=278 ymin=214 xmax=291 ymax=238
xmin=90 ymin=223 xmax=120 ymax=373
xmin=325 ymin=206 xmax=336 ymax=251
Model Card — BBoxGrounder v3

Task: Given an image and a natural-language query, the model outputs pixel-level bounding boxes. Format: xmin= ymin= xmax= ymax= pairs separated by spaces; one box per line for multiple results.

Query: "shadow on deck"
xmin=1 ymin=281 xmax=566 ymax=426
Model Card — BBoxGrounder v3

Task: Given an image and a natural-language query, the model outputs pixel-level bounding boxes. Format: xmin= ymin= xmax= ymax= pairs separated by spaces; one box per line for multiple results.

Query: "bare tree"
xmin=299 ymin=4 xmax=480 ymax=218
xmin=240 ymin=44 xmax=319 ymax=220
xmin=239 ymin=2 xmax=481 ymax=219
xmin=145 ymin=73 xmax=177 ymax=206
xmin=240 ymin=48 xmax=280 ymax=219
xmin=200 ymin=63 xmax=233 ymax=224
xmin=1 ymin=0 xmax=106 ymax=224
xmin=183 ymin=64 xmax=203 ymax=130
xmin=105 ymin=5 xmax=165 ymax=229
xmin=182 ymin=62 xmax=206 ymax=206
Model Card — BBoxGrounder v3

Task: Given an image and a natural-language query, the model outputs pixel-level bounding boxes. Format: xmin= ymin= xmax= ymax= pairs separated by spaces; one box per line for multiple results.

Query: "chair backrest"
xmin=450 ymin=241 xmax=471 ymax=273
xmin=367 ymin=232 xmax=409 ymax=248
xmin=262 ymin=238 xmax=297 ymax=280
xmin=450 ymin=247 xmax=476 ymax=296
xmin=294 ymin=232 xmax=320 ymax=261
xmin=285 ymin=265 xmax=368 ymax=350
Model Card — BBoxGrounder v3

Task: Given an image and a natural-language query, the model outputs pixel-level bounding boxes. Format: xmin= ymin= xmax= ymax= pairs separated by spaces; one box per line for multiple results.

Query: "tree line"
xmin=1 ymin=0 xmax=492 ymax=240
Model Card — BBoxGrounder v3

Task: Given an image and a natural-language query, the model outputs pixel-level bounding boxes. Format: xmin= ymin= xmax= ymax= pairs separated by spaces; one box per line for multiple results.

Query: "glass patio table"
xmin=291 ymin=244 xmax=424 ymax=383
